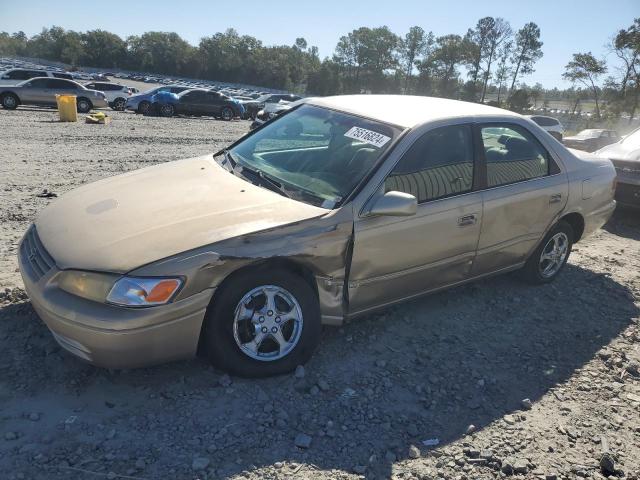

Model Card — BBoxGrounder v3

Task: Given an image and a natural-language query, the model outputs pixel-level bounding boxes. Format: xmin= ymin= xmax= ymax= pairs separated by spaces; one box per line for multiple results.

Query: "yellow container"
xmin=56 ymin=94 xmax=78 ymax=122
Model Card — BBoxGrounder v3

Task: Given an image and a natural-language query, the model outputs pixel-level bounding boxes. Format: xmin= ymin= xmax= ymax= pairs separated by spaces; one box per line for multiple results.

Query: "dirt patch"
xmin=0 ymin=108 xmax=639 ymax=480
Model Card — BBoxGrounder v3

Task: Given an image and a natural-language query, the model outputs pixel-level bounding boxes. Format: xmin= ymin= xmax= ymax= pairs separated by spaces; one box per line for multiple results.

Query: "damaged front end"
xmin=129 ymin=208 xmax=355 ymax=326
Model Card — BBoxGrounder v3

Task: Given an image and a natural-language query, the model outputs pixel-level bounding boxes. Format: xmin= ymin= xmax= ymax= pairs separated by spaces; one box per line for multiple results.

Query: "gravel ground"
xmin=0 ymin=107 xmax=639 ymax=480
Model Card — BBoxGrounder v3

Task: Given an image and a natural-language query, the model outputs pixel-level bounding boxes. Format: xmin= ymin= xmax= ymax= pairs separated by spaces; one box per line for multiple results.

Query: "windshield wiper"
xmin=224 ymin=150 xmax=292 ymax=199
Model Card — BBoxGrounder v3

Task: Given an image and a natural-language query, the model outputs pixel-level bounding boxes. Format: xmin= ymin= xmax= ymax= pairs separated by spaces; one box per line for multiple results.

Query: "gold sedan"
xmin=19 ymin=95 xmax=617 ymax=377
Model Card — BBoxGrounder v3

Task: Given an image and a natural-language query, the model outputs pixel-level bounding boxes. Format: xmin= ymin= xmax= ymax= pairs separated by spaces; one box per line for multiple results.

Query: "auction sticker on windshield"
xmin=344 ymin=126 xmax=391 ymax=148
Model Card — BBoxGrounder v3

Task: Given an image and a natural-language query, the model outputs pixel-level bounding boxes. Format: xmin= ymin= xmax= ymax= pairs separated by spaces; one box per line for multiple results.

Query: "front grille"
xmin=20 ymin=226 xmax=55 ymax=281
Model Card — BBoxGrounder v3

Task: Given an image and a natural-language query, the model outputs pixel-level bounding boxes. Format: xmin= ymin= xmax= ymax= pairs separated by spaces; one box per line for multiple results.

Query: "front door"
xmin=203 ymin=92 xmax=223 ymax=116
xmin=20 ymin=78 xmax=50 ymax=105
xmin=472 ymin=122 xmax=569 ymax=274
xmin=348 ymin=123 xmax=483 ymax=314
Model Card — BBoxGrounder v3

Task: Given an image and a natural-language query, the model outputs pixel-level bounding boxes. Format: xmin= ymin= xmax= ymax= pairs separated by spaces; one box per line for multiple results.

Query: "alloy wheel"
xmin=4 ymin=96 xmax=16 ymax=108
xmin=539 ymin=232 xmax=569 ymax=278
xmin=222 ymin=108 xmax=233 ymax=121
xmin=232 ymin=285 xmax=303 ymax=362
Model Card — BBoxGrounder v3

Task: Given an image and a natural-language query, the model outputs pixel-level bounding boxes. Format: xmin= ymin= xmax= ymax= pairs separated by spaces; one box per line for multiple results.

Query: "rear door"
xmin=472 ymin=122 xmax=568 ymax=274
xmin=349 ymin=123 xmax=484 ymax=313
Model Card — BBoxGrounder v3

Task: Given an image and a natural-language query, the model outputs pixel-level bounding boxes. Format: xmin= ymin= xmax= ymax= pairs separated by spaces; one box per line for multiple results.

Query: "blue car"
xmin=125 ymin=85 xmax=191 ymax=114
xmin=150 ymin=88 xmax=245 ymax=120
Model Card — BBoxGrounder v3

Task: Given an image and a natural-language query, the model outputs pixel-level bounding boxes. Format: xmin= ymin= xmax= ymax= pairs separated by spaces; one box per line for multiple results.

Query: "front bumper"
xmin=92 ymin=98 xmax=109 ymax=109
xmin=18 ymin=228 xmax=212 ymax=369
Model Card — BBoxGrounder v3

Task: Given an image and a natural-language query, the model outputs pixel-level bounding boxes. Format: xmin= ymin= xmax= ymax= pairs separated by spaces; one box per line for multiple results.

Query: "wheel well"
xmin=1 ymin=91 xmax=19 ymax=102
xmin=196 ymin=258 xmax=318 ymax=355
xmin=560 ymin=212 xmax=585 ymax=242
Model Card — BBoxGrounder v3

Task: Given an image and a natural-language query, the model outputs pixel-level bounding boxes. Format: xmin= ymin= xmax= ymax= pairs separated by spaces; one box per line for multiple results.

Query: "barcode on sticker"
xmin=344 ymin=127 xmax=391 ymax=148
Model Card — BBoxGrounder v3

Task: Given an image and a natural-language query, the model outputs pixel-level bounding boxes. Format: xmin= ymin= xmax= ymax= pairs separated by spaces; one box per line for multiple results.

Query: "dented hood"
xmin=35 ymin=155 xmax=327 ymax=272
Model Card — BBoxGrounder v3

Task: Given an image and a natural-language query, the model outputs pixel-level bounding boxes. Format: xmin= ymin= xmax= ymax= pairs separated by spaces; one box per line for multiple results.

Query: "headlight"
xmin=106 ymin=277 xmax=183 ymax=307
xmin=57 ymin=270 xmax=120 ymax=303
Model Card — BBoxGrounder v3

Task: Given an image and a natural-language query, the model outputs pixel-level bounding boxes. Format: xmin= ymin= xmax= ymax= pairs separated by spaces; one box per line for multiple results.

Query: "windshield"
xmin=228 ymin=104 xmax=401 ymax=208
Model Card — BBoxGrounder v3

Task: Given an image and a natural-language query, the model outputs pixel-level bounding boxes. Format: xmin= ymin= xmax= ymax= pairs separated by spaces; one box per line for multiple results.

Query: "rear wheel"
xmin=202 ymin=269 xmax=321 ymax=377
xmin=137 ymin=100 xmax=150 ymax=115
xmin=1 ymin=93 xmax=19 ymax=110
xmin=221 ymin=106 xmax=234 ymax=121
xmin=521 ymin=221 xmax=573 ymax=284
xmin=76 ymin=97 xmax=92 ymax=113
xmin=112 ymin=97 xmax=126 ymax=111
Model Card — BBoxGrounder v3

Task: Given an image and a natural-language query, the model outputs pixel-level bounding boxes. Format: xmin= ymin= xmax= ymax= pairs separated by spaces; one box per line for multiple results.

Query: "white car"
xmin=84 ymin=82 xmax=131 ymax=111
xmin=0 ymin=68 xmax=73 ymax=86
xmin=525 ymin=115 xmax=564 ymax=141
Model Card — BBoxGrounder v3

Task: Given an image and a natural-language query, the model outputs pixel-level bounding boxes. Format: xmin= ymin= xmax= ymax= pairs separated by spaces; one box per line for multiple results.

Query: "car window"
xmin=182 ymin=91 xmax=205 ymax=101
xmin=52 ymin=72 xmax=72 ymax=79
xmin=532 ymin=116 xmax=559 ymax=127
xmin=26 ymin=78 xmax=49 ymax=88
xmin=480 ymin=124 xmax=550 ymax=188
xmin=7 ymin=70 xmax=30 ymax=80
xmin=385 ymin=124 xmax=474 ymax=203
xmin=46 ymin=79 xmax=76 ymax=89
xmin=85 ymin=83 xmax=96 ymax=89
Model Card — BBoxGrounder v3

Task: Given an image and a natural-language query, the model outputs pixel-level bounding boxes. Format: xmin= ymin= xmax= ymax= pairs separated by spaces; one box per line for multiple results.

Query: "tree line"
xmin=0 ymin=18 xmax=638 ymax=120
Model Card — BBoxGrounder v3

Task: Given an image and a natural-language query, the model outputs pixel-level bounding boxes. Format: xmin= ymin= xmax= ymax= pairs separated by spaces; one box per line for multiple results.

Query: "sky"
xmin=1 ymin=0 xmax=637 ymax=88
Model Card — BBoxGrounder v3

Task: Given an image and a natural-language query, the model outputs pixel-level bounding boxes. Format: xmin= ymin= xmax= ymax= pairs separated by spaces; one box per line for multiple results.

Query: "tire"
xmin=1 ymin=93 xmax=19 ymax=110
xmin=221 ymin=106 xmax=234 ymax=121
xmin=76 ymin=97 xmax=92 ymax=113
xmin=521 ymin=220 xmax=573 ymax=284
xmin=137 ymin=100 xmax=150 ymax=115
xmin=112 ymin=97 xmax=126 ymax=111
xmin=159 ymin=103 xmax=175 ymax=117
xmin=202 ymin=269 xmax=321 ymax=377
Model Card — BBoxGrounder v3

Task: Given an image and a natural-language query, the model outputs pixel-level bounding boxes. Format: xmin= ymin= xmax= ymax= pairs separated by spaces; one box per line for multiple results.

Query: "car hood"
xmin=595 ymin=142 xmax=640 ymax=161
xmin=35 ymin=155 xmax=328 ymax=273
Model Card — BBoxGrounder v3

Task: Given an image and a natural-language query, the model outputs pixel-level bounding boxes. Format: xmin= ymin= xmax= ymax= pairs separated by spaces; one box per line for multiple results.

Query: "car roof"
xmin=306 ymin=95 xmax=518 ymax=128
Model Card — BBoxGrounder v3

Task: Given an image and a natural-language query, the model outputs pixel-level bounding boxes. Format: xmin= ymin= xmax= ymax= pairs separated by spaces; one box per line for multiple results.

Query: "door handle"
xmin=457 ymin=214 xmax=477 ymax=227
xmin=549 ymin=193 xmax=562 ymax=204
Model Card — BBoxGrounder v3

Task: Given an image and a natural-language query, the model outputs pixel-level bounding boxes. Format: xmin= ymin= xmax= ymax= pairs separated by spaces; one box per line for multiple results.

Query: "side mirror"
xmin=366 ymin=191 xmax=417 ymax=217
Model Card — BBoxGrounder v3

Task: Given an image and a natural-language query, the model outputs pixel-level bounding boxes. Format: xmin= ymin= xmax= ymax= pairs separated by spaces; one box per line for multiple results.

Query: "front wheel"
xmin=221 ymin=106 xmax=234 ymax=121
xmin=137 ymin=100 xmax=150 ymax=115
xmin=202 ymin=269 xmax=321 ymax=377
xmin=521 ymin=220 xmax=573 ymax=284
xmin=2 ymin=93 xmax=19 ymax=110
xmin=76 ymin=97 xmax=92 ymax=113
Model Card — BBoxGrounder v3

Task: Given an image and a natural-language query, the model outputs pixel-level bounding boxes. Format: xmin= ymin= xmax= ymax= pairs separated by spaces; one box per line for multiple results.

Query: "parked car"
xmin=1 ymin=77 xmax=108 ymax=112
xmin=525 ymin=115 xmax=564 ymax=140
xmin=84 ymin=82 xmax=131 ymax=111
xmin=18 ymin=95 xmax=616 ymax=376
xmin=124 ymin=85 xmax=191 ymax=114
xmin=151 ymin=89 xmax=244 ymax=119
xmin=563 ymin=129 xmax=620 ymax=152
xmin=249 ymin=101 xmax=294 ymax=130
xmin=241 ymin=93 xmax=303 ymax=119
xmin=595 ymin=127 xmax=640 ymax=208
xmin=0 ymin=68 xmax=73 ymax=85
